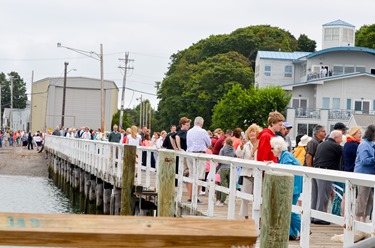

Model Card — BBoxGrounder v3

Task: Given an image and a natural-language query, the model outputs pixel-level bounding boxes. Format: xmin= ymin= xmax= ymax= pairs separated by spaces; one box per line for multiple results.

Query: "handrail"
xmin=45 ymin=135 xmax=375 ymax=247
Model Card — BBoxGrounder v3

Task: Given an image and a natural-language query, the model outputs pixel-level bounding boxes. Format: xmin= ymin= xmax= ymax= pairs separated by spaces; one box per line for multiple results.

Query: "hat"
xmin=333 ymin=122 xmax=347 ymax=131
xmin=283 ymin=122 xmax=293 ymax=129
xmin=298 ymin=135 xmax=312 ymax=147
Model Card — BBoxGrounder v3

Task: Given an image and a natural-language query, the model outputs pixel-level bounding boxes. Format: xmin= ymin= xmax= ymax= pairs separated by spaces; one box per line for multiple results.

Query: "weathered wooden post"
xmin=260 ymin=171 xmax=294 ymax=248
xmin=103 ymin=182 xmax=112 ymax=215
xmin=120 ymin=145 xmax=136 ymax=215
xmin=157 ymin=149 xmax=176 ymax=217
xmin=96 ymin=178 xmax=104 ymax=212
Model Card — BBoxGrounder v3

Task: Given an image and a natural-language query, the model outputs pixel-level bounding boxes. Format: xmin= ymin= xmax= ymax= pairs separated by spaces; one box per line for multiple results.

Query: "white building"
xmin=31 ymin=77 xmax=119 ymax=133
xmin=2 ymin=101 xmax=31 ymax=131
xmin=254 ymin=20 xmax=375 ymax=139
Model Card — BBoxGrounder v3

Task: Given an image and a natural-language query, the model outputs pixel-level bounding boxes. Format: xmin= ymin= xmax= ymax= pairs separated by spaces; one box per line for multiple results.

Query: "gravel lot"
xmin=0 ymin=146 xmax=48 ymax=177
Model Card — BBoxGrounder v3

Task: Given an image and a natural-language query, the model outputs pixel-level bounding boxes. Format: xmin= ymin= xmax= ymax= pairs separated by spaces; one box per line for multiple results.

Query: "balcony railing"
xmin=295 ymin=108 xmax=321 ymax=119
xmin=328 ymin=109 xmax=353 ymax=120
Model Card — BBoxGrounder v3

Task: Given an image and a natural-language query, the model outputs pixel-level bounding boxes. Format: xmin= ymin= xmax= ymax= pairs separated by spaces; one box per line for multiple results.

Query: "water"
xmin=0 ymin=175 xmax=77 ymax=214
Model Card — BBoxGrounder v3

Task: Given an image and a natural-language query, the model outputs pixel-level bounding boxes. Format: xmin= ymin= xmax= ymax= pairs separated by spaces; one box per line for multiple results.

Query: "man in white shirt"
xmin=186 ymin=116 xmax=211 ymax=203
xmin=81 ymin=127 xmax=91 ymax=140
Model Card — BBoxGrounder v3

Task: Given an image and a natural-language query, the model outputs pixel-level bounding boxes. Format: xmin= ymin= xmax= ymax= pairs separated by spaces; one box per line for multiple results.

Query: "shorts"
xmin=187 ymin=157 xmax=206 ymax=180
xmin=355 ymin=186 xmax=373 ymax=217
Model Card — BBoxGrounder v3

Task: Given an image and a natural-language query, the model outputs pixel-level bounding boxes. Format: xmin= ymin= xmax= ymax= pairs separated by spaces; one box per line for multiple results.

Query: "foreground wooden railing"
xmin=0 ymin=212 xmax=257 ymax=247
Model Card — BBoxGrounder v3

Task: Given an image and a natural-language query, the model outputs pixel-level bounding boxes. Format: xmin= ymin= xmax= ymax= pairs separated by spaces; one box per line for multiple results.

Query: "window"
xmin=333 ymin=65 xmax=343 ymax=75
xmin=324 ymin=28 xmax=339 ymax=41
xmin=332 ymin=98 xmax=340 ymax=109
xmin=297 ymin=123 xmax=317 ymax=137
xmin=355 ymin=100 xmax=370 ymax=114
xmin=346 ymin=99 xmax=351 ymax=110
xmin=284 ymin=65 xmax=293 ymax=77
xmin=264 ymin=65 xmax=271 ymax=76
xmin=344 ymin=66 xmax=355 ymax=74
xmin=356 ymin=66 xmax=366 ymax=73
xmin=292 ymin=98 xmax=307 ymax=108
xmin=322 ymin=97 xmax=330 ymax=109
xmin=343 ymin=28 xmax=354 ymax=42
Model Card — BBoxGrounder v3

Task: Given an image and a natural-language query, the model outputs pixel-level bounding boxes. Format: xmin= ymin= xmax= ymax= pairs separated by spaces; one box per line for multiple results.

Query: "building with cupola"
xmin=254 ymin=20 xmax=375 ymax=140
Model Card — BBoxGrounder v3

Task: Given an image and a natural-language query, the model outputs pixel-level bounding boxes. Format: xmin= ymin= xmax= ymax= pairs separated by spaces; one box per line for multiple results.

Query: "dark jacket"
xmin=313 ymin=138 xmax=343 ymax=170
xmin=342 ymin=137 xmax=360 ymax=172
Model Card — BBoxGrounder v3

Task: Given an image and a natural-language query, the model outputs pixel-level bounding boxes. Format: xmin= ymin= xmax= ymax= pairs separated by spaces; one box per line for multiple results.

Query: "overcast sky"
xmin=1 ymin=0 xmax=374 ymax=109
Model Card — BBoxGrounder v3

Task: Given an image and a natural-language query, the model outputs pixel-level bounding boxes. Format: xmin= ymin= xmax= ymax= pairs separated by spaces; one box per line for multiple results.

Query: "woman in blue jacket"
xmin=354 ymin=124 xmax=375 ymax=223
xmin=271 ymin=136 xmax=303 ymax=241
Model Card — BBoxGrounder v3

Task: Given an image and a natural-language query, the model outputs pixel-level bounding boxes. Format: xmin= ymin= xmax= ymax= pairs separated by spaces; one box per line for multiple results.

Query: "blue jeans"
xmin=0 ymin=138 xmax=2 ymax=147
xmin=290 ymin=194 xmax=301 ymax=237
xmin=9 ymin=138 xmax=13 ymax=146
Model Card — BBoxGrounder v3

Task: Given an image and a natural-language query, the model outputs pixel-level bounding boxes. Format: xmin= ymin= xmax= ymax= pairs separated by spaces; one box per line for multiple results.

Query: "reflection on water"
xmin=0 ymin=175 xmax=78 ymax=214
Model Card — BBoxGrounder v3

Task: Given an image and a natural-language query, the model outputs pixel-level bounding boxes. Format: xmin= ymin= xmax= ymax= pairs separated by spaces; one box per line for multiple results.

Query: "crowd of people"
xmin=4 ymin=111 xmax=375 ymax=241
xmin=0 ymin=129 xmax=44 ymax=151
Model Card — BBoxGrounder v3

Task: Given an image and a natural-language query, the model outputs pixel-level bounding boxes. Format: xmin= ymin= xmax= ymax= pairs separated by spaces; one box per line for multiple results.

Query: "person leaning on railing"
xmin=270 ymin=136 xmax=303 ymax=241
xmin=236 ymin=123 xmax=262 ymax=219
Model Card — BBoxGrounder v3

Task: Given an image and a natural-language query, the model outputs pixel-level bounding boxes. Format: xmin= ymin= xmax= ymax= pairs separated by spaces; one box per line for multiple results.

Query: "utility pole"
xmin=100 ymin=44 xmax=105 ymax=132
xmin=145 ymin=102 xmax=148 ymax=130
xmin=30 ymin=70 xmax=34 ymax=132
xmin=61 ymin=62 xmax=69 ymax=129
xmin=10 ymin=76 xmax=13 ymax=130
xmin=138 ymin=95 xmax=142 ymax=128
xmin=118 ymin=52 xmax=134 ymax=129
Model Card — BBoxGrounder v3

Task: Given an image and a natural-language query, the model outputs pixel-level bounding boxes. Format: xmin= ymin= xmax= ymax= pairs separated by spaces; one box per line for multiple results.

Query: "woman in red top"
xmin=257 ymin=111 xmax=285 ymax=163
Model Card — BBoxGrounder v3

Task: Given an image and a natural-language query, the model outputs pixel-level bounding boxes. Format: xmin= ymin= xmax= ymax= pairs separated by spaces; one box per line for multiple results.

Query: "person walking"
xmin=27 ymin=131 xmax=34 ymax=150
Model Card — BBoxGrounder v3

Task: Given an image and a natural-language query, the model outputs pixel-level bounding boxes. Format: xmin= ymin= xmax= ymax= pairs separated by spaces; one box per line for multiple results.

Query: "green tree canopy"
xmin=356 ymin=24 xmax=375 ymax=49
xmin=212 ymin=85 xmax=291 ymax=130
xmin=297 ymin=34 xmax=317 ymax=52
xmin=157 ymin=51 xmax=253 ymax=129
xmin=0 ymin=71 xmax=28 ymax=114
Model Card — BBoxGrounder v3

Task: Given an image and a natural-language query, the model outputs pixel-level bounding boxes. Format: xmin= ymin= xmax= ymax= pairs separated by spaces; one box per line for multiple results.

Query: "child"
xmin=216 ymin=138 xmax=237 ymax=207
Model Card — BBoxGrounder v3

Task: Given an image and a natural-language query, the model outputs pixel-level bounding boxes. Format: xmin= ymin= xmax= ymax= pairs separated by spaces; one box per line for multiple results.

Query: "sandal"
xmin=289 ymin=235 xmax=300 ymax=241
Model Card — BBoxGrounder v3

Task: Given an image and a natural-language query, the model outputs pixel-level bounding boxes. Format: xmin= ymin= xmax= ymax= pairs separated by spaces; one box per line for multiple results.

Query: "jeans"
xmin=290 ymin=194 xmax=301 ymax=237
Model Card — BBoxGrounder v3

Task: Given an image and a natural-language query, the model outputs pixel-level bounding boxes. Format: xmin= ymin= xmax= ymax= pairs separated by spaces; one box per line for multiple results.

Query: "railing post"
xmin=157 ymin=150 xmax=176 ymax=217
xmin=207 ymin=158 xmax=216 ymax=217
xmin=260 ymin=171 xmax=293 ymax=248
xmin=301 ymin=176 xmax=312 ymax=248
xmin=252 ymin=168 xmax=262 ymax=233
xmin=344 ymin=180 xmax=355 ymax=246
xmin=227 ymin=162 xmax=238 ymax=219
xmin=120 ymin=145 xmax=136 ymax=215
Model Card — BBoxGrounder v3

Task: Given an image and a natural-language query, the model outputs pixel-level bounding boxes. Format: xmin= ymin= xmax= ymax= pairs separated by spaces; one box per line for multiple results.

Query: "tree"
xmin=356 ymin=24 xmax=375 ymax=49
xmin=0 ymin=71 xmax=28 ymax=114
xmin=297 ymin=34 xmax=316 ymax=52
xmin=211 ymin=85 xmax=291 ymax=130
xmin=157 ymin=51 xmax=253 ymax=130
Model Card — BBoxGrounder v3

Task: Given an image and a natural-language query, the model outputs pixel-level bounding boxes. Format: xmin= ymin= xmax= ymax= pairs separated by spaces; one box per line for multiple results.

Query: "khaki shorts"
xmin=355 ymin=186 xmax=374 ymax=217
xmin=187 ymin=157 xmax=206 ymax=180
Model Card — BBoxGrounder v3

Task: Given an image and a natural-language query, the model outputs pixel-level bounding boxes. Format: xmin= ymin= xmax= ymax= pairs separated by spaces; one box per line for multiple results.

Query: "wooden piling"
xmin=84 ymin=172 xmax=91 ymax=198
xmin=96 ymin=178 xmax=104 ymax=211
xmin=103 ymin=182 xmax=112 ymax=215
xmin=89 ymin=175 xmax=96 ymax=202
xmin=120 ymin=145 xmax=136 ymax=215
xmin=114 ymin=188 xmax=121 ymax=215
xmin=157 ymin=150 xmax=176 ymax=217
xmin=260 ymin=171 xmax=294 ymax=248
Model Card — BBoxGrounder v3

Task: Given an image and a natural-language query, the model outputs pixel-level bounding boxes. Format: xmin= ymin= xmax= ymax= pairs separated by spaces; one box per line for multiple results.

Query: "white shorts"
xmin=187 ymin=157 xmax=206 ymax=180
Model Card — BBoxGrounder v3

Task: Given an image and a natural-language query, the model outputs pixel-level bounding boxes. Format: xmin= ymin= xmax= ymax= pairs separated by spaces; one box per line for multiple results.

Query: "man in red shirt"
xmin=213 ymin=130 xmax=233 ymax=155
xmin=257 ymin=111 xmax=285 ymax=163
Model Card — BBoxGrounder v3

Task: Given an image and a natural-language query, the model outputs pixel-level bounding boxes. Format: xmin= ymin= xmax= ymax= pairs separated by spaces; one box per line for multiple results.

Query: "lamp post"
xmin=61 ymin=63 xmax=76 ymax=129
xmin=57 ymin=43 xmax=105 ymax=132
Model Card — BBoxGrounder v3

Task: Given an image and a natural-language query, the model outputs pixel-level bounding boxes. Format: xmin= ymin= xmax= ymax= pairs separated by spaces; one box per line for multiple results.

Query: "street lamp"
xmin=57 ymin=42 xmax=105 ymax=132
xmin=61 ymin=62 xmax=77 ymax=128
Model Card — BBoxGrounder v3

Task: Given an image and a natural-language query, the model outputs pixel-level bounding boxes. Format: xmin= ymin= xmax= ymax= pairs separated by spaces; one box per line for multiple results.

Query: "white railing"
xmin=45 ymin=135 xmax=375 ymax=248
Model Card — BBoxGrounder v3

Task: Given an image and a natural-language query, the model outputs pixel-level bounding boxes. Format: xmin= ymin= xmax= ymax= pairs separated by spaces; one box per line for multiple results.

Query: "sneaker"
xmin=199 ymin=191 xmax=206 ymax=196
xmin=216 ymin=201 xmax=224 ymax=207
xmin=197 ymin=198 xmax=203 ymax=204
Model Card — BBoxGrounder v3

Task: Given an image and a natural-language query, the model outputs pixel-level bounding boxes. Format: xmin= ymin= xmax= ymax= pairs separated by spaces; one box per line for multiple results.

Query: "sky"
xmin=1 ymin=0 xmax=374 ymax=109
